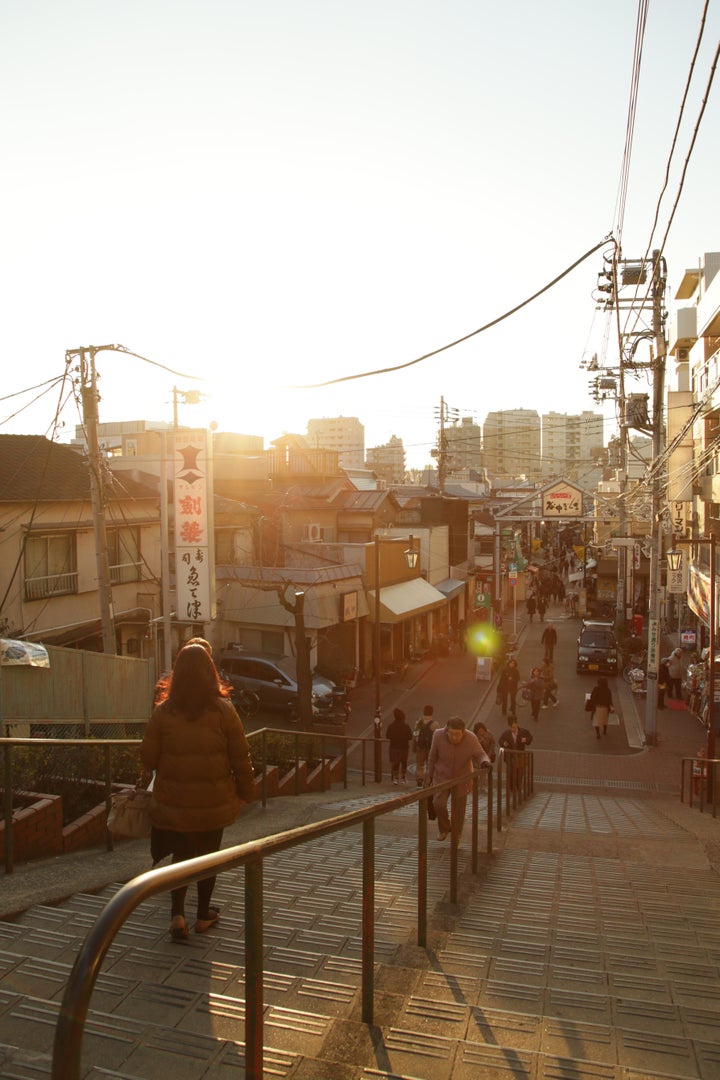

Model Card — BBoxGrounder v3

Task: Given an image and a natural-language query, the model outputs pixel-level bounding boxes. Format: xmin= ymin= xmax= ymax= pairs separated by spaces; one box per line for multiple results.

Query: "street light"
xmin=666 ymin=549 xmax=682 ymax=572
xmin=666 ymin=540 xmax=716 ymax=797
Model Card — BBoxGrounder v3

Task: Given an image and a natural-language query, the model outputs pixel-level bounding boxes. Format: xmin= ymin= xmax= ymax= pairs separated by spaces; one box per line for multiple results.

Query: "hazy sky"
xmin=2 ymin=1 xmax=718 ymax=468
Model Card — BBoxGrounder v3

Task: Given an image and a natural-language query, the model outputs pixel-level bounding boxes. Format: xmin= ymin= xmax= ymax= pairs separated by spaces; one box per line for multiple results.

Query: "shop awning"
xmin=435 ymin=578 xmax=465 ymax=600
xmin=368 ymin=578 xmax=448 ymax=624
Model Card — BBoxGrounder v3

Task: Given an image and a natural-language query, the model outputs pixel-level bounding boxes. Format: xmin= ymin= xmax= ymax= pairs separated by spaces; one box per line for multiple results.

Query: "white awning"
xmin=368 ymin=578 xmax=448 ymax=624
xmin=435 ymin=578 xmax=465 ymax=600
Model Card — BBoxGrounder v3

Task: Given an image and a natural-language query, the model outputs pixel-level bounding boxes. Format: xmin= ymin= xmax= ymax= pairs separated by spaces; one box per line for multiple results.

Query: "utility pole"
xmin=432 ymin=397 xmax=458 ymax=494
xmin=644 ymin=250 xmax=667 ymax=746
xmin=71 ymin=346 xmax=117 ymax=655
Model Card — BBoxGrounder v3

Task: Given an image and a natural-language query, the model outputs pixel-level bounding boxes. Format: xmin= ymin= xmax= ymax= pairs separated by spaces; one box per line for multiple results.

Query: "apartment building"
xmin=366 ymin=435 xmax=406 ymax=486
xmin=542 ymin=410 xmax=604 ymax=481
xmin=307 ymin=416 xmax=365 ymax=469
xmin=483 ymin=409 xmax=541 ymax=482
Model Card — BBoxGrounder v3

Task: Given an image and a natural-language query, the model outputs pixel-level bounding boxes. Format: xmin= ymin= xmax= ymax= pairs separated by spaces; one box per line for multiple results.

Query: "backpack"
xmin=415 ymin=720 xmax=434 ymax=751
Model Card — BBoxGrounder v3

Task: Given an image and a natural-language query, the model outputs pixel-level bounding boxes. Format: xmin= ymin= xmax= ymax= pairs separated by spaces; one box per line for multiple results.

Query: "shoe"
xmin=552 ymin=701 xmax=558 ymax=707
xmin=392 ymin=778 xmax=398 ymax=785
xmin=416 ymin=779 xmax=423 ymax=787
xmin=541 ymin=705 xmax=548 ymax=710
xmin=400 ymin=777 xmax=407 ymax=785
xmin=438 ymin=831 xmax=449 ymax=841
xmin=195 ymin=907 xmax=220 ymax=934
xmin=170 ymin=915 xmax=189 ymax=941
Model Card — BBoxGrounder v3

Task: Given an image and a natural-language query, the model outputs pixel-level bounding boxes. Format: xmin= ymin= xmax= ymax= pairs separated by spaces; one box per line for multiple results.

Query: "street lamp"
xmin=666 ymin=540 xmax=716 ymax=797
xmin=666 ymin=549 xmax=682 ymax=572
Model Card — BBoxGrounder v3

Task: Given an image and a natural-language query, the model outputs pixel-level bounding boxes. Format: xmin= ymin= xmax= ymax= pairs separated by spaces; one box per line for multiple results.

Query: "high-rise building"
xmin=307 ymin=416 xmax=365 ymax=469
xmin=541 ymin=411 xmax=604 ymax=480
xmin=366 ymin=435 xmax=406 ymax=485
xmin=483 ymin=410 xmax=541 ymax=481
xmin=445 ymin=416 xmax=483 ymax=473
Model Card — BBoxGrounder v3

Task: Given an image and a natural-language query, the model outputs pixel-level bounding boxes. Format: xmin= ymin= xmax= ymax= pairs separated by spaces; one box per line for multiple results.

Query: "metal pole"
xmin=708 ymin=535 xmax=716 ymax=800
xmin=159 ymin=430 xmax=173 ymax=673
xmin=245 ymin=858 xmax=264 ymax=1080
xmin=373 ymin=536 xmax=382 ymax=782
xmin=79 ymin=347 xmax=116 ymax=654
xmin=361 ymin=818 xmax=375 ymax=1023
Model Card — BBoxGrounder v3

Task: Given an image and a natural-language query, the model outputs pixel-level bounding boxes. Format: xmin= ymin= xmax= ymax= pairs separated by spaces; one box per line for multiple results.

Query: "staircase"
xmin=1 ymin=782 xmax=719 ymax=1078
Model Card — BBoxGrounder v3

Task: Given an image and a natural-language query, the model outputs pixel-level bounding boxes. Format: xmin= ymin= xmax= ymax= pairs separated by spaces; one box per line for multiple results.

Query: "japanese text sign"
xmin=174 ymin=431 xmax=213 ymax=623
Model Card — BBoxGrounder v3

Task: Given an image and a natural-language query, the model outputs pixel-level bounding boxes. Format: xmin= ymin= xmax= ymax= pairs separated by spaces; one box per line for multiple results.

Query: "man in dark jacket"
xmin=498 ymin=718 xmax=533 ymax=792
xmin=541 ymin=621 xmax=558 ymax=661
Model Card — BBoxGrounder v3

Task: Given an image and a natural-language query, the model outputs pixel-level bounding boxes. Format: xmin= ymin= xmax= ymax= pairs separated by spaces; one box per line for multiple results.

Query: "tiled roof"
xmin=0 ymin=435 xmax=155 ymax=502
xmin=0 ymin=435 xmax=91 ymax=500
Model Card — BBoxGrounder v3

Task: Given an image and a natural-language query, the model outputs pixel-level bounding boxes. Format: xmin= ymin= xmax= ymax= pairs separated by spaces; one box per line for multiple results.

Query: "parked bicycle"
xmin=232 ymin=687 xmax=261 ymax=719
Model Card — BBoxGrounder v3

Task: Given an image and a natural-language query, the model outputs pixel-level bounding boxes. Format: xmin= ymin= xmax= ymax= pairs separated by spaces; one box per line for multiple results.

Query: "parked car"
xmin=218 ymin=650 xmax=345 ymax=717
xmin=576 ymin=620 xmax=619 ymax=675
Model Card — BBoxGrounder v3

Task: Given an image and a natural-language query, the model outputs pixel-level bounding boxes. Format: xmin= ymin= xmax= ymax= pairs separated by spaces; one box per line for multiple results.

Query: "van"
xmin=218 ymin=650 xmax=344 ymax=716
xmin=576 ymin=621 xmax=619 ymax=675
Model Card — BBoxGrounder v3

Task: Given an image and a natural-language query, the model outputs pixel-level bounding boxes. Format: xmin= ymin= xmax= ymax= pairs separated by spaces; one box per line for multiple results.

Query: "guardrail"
xmin=50 ymin=758 xmax=539 ymax=1080
xmin=680 ymin=755 xmax=720 ymax=816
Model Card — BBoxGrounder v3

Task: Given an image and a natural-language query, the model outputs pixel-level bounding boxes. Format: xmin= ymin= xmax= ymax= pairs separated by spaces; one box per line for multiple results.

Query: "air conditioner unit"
xmin=677 ymin=348 xmax=689 ymax=362
xmin=304 ymin=523 xmax=322 ymax=541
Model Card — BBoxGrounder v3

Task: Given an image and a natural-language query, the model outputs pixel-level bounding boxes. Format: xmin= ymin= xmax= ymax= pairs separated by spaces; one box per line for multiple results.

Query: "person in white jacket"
xmin=425 ymin=717 xmax=490 ymax=842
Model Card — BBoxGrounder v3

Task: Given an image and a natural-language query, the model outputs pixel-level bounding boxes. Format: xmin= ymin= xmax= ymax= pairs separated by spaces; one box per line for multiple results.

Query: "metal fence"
xmin=51 ymin=758 xmax=535 ymax=1080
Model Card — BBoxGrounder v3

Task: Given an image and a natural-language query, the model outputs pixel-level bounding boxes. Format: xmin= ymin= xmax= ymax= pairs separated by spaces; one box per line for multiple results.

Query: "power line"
xmin=292 ymin=238 xmax=611 ymax=389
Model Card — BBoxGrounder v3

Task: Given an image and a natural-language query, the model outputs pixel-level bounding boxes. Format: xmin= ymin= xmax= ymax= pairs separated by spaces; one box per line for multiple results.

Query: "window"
xmin=108 ymin=526 xmax=142 ymax=584
xmin=24 ymin=533 xmax=77 ymax=600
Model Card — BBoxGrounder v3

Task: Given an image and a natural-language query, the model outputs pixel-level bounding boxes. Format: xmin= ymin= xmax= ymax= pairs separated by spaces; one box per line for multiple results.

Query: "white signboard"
xmin=542 ymin=481 xmax=583 ymax=517
xmin=174 ymin=431 xmax=214 ymax=623
xmin=670 ymin=501 xmax=688 ymax=538
xmin=666 ymin=567 xmax=686 ymax=594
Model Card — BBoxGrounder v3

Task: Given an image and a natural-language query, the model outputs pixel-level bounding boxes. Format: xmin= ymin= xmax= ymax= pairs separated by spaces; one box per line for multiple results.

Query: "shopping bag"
xmin=107 ymin=788 xmax=152 ymax=838
xmin=584 ymin=693 xmax=593 ymax=713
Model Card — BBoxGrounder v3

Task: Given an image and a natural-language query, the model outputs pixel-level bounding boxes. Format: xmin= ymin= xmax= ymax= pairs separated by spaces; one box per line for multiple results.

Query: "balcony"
xmin=24 ymin=571 xmax=78 ymax=601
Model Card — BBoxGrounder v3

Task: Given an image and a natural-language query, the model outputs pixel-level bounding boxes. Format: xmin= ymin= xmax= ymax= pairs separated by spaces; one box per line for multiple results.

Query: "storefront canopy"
xmin=435 ymin=578 xmax=465 ymax=601
xmin=368 ymin=579 xmax=447 ymax=624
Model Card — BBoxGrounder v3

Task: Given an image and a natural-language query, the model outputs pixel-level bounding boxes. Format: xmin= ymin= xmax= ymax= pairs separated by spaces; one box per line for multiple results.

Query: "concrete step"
xmin=0 ymin=789 xmax=719 ymax=1077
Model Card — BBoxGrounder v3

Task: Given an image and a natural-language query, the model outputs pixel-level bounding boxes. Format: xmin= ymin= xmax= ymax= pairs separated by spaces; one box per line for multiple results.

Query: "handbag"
xmin=107 ymin=787 xmax=153 ymax=838
xmin=584 ymin=693 xmax=594 ymax=713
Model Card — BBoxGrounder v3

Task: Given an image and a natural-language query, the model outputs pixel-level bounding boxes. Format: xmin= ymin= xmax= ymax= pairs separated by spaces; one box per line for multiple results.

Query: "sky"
xmin=1 ymin=1 xmax=719 ymax=470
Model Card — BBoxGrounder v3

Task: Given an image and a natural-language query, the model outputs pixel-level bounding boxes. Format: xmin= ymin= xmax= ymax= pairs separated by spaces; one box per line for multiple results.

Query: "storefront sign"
xmin=647 ymin=617 xmax=659 ymax=675
xmin=174 ymin=431 xmax=214 ymax=623
xmin=670 ymin=501 xmax=688 ymax=537
xmin=542 ymin=481 xmax=583 ymax=517
xmin=342 ymin=591 xmax=358 ymax=621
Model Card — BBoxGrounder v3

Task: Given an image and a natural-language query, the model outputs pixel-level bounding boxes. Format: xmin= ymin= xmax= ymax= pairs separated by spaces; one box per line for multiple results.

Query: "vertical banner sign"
xmin=647 ymin=617 xmax=659 ymax=676
xmin=174 ymin=430 xmax=213 ymax=623
xmin=670 ymin=501 xmax=687 ymax=538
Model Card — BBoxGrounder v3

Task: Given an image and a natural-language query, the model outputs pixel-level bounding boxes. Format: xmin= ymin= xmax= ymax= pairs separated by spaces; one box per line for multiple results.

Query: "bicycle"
xmin=232 ymin=687 xmax=260 ymax=719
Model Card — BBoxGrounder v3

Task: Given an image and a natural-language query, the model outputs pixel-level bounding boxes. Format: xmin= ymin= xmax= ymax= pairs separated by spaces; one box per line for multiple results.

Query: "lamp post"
xmin=373 ymin=534 xmax=421 ymax=782
xmin=667 ymin=540 xmax=716 ymax=797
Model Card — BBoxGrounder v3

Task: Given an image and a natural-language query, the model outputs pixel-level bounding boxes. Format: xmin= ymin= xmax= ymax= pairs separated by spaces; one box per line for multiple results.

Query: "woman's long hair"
xmin=157 ymin=643 xmax=229 ymax=720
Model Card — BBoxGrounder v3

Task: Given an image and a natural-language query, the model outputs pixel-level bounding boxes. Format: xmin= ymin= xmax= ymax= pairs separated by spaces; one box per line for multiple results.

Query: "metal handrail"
xmin=680 ymin=755 xmax=720 ymax=816
xmin=50 ymin=768 xmax=513 ymax=1080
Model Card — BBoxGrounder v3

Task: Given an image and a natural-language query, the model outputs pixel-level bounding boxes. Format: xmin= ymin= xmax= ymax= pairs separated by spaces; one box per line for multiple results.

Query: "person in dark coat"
xmin=541 ymin=622 xmax=558 ymax=661
xmin=497 ymin=657 xmax=520 ymax=716
xmin=386 ymin=707 xmax=413 ymax=785
xmin=526 ymin=595 xmax=537 ymax=622
xmin=588 ymin=676 xmax=614 ymax=738
xmin=141 ymin=644 xmax=255 ymax=940
xmin=526 ymin=666 xmax=545 ymax=722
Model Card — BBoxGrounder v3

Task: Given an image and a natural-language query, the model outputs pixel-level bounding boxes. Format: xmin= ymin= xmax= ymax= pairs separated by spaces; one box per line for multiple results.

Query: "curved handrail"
xmin=51 ymin=767 xmax=521 ymax=1080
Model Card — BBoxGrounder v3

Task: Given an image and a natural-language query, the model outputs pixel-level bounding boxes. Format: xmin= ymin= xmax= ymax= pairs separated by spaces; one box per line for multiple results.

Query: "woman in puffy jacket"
xmin=141 ymin=643 xmax=255 ymax=940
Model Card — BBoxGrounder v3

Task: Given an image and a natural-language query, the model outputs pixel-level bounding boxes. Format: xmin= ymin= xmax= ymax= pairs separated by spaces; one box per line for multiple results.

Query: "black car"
xmin=576 ymin=621 xmax=619 ymax=675
xmin=218 ymin=649 xmax=345 ymax=716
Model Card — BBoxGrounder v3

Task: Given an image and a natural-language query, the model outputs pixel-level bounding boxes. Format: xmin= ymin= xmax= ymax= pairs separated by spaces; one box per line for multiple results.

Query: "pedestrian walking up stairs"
xmin=0 ymin=783 xmax=719 ymax=1078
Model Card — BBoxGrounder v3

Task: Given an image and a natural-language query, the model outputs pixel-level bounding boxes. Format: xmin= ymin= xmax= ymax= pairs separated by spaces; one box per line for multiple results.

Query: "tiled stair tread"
xmin=1 ymin=793 xmax=720 ymax=1078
